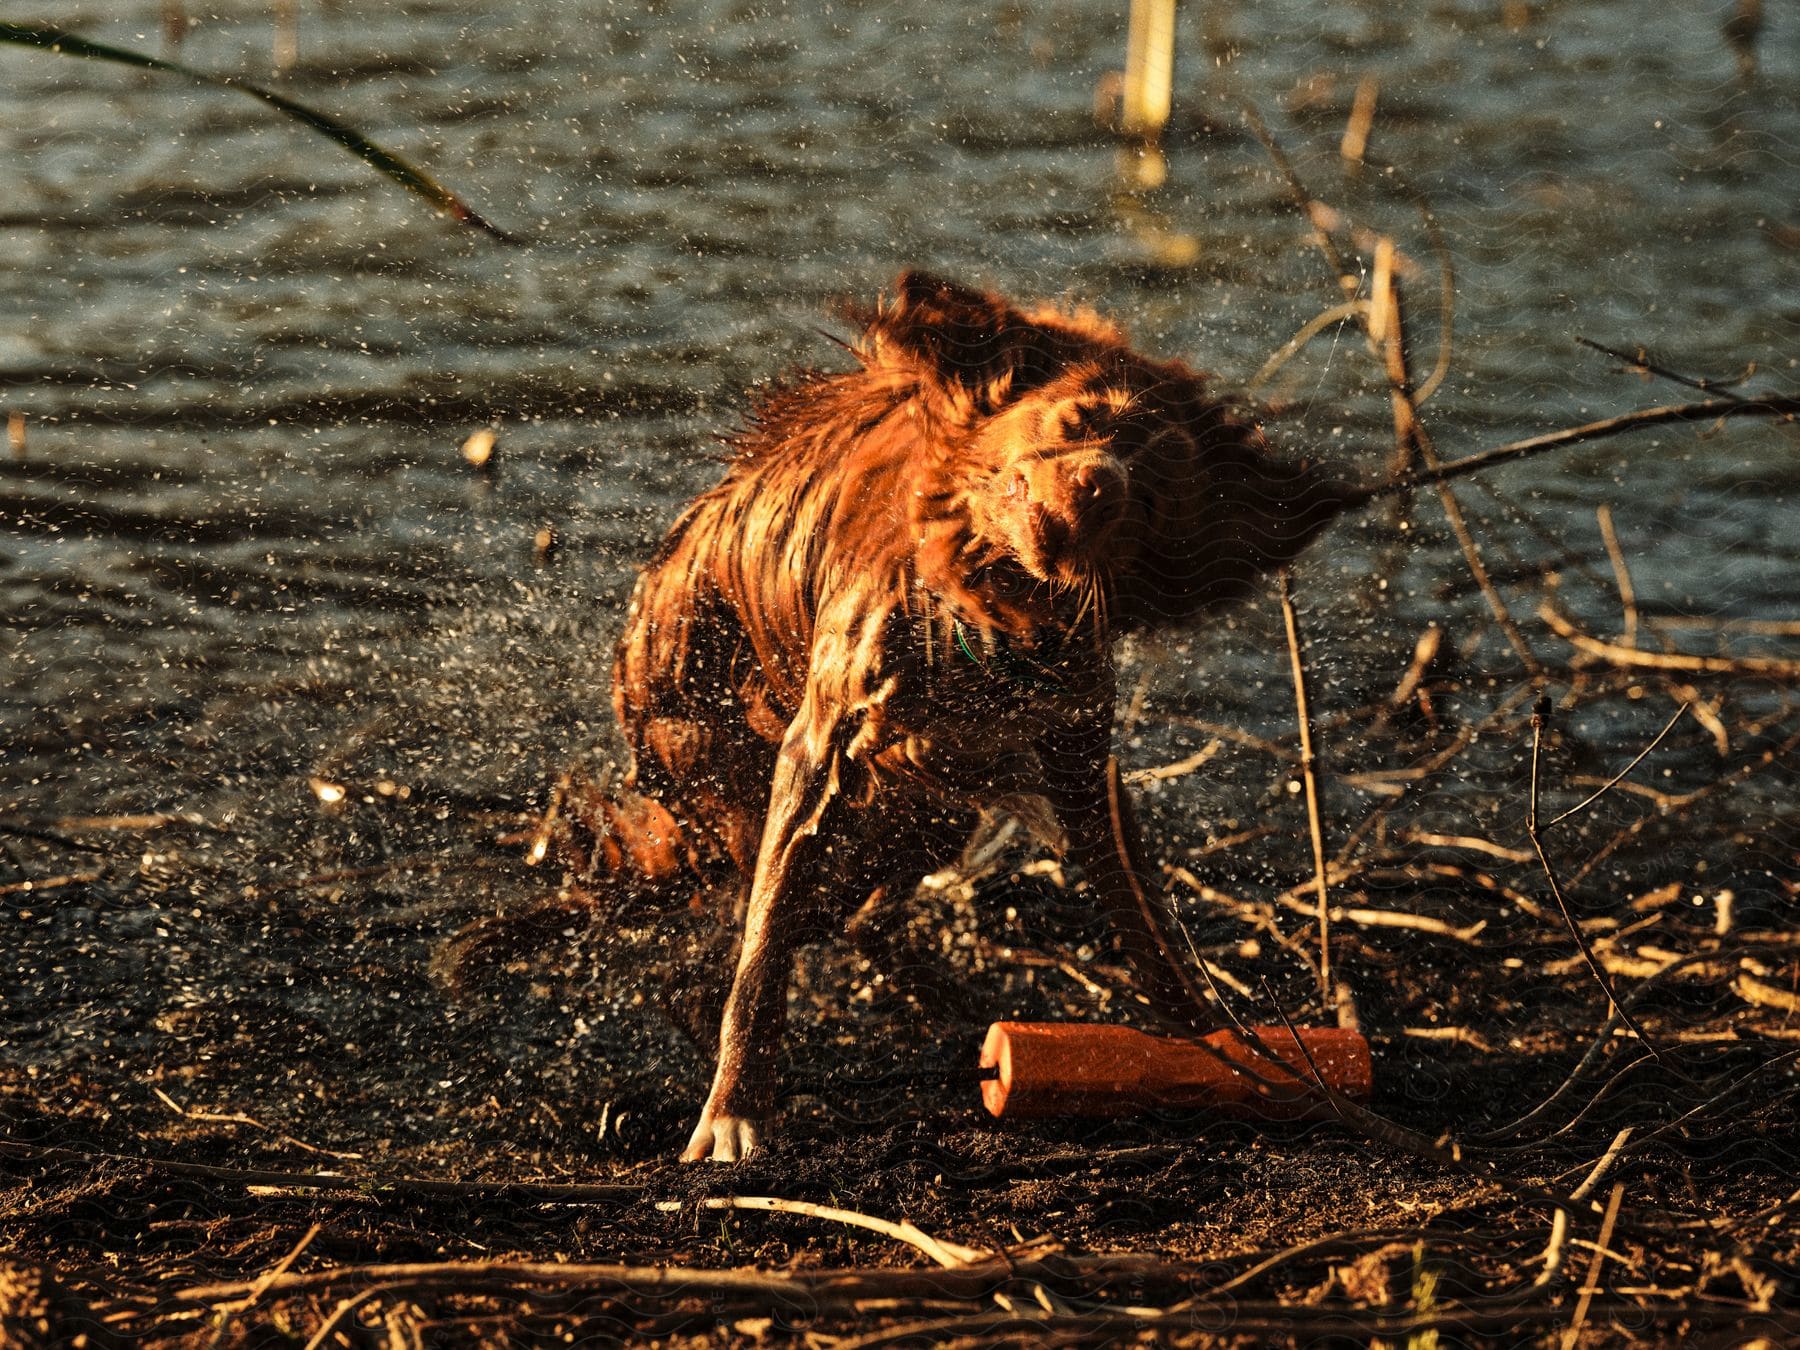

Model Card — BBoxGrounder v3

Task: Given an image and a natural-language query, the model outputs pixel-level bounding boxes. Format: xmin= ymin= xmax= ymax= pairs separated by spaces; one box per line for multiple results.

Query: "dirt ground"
xmin=3 ymin=688 xmax=1797 ymax=1347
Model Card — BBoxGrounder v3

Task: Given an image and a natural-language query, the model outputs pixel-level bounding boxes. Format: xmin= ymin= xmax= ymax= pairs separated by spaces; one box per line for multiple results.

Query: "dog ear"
xmin=871 ymin=271 xmax=1020 ymax=380
xmin=854 ymin=271 xmax=1065 ymax=408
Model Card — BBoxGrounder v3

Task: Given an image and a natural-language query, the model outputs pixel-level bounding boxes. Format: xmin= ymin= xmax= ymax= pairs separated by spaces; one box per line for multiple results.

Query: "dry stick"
xmin=304 ymin=1282 xmax=397 ymax=1350
xmin=1545 ymin=703 xmax=1689 ymax=829
xmin=1353 ymin=395 xmax=1800 ymax=506
xmin=151 ymin=1086 xmax=362 ymax=1162
xmin=1595 ymin=505 xmax=1640 ymax=648
xmin=0 ymin=1139 xmax=642 ymax=1204
xmin=693 ymin=1197 xmax=983 ymax=1269
xmin=1561 ymin=1183 xmax=1626 ymax=1350
xmin=1378 ymin=263 xmax=1541 ymax=672
xmin=1181 ymin=1228 xmax=1435 ymax=1304
xmin=1567 ymin=724 xmax=1800 ymax=888
xmin=1540 ymin=602 xmax=1800 ymax=679
xmin=0 ymin=869 xmax=103 ymax=897
xmin=1371 ymin=235 xmax=1414 ymax=479
xmin=1277 ymin=569 xmax=1333 ymax=999
xmin=526 ymin=762 xmax=576 ymax=866
xmin=1525 ymin=697 xmax=1676 ymax=1074
xmin=208 ymin=1223 xmax=322 ymax=1347
xmin=1535 ymin=1127 xmax=1633 ymax=1288
xmin=1247 ymin=299 xmax=1367 ymax=392
xmin=179 ymin=1252 xmax=1195 ymax=1307
xmin=836 ymin=1300 xmax=1797 ymax=1350
xmin=1340 ymin=74 xmax=1378 ymax=164
xmin=1575 ymin=336 xmax=1749 ymax=403
xmin=1570 ymin=1129 xmax=1635 ymax=1205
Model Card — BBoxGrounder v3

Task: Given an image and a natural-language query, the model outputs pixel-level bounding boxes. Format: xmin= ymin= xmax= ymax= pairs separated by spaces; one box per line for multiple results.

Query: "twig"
xmin=526 ymin=764 xmax=574 ymax=866
xmin=151 ymin=1087 xmax=362 ymax=1161
xmin=0 ymin=869 xmax=103 ymax=897
xmin=1561 ymin=1183 xmax=1626 ymax=1350
xmin=304 ymin=1283 xmax=396 ymax=1350
xmin=1545 ymin=703 xmax=1688 ymax=828
xmin=1535 ymin=1123 xmax=1635 ymax=1290
xmin=693 ymin=1197 xmax=984 ymax=1268
xmin=1277 ymin=569 xmax=1333 ymax=997
xmin=1540 ymin=602 xmax=1800 ymax=678
xmin=209 ymin=1223 xmax=321 ymax=1345
xmin=1576 ymin=336 xmax=1748 ymax=403
xmin=1395 ymin=830 xmax=1531 ymax=863
xmin=1595 ymin=505 xmax=1640 ymax=647
xmin=1123 ymin=739 xmax=1223 ymax=783
xmin=0 ymin=1139 xmax=642 ymax=1204
xmin=1570 ymin=1128 xmax=1634 ymax=1204
xmin=1352 ymin=395 xmax=1800 ymax=506
xmin=1247 ymin=300 xmax=1367 ymax=392
xmin=1525 ymin=696 xmax=1674 ymax=1072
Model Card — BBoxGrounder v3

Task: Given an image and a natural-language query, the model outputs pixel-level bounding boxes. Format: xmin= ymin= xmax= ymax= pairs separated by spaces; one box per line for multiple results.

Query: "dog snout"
xmin=1070 ymin=457 xmax=1126 ymax=511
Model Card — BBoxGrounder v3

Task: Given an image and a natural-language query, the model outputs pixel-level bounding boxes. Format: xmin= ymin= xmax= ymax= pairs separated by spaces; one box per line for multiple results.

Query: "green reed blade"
xmin=0 ymin=22 xmax=518 ymax=243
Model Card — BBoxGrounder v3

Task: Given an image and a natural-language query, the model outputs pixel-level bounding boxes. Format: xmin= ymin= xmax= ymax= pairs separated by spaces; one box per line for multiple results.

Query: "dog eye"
xmin=1059 ymin=404 xmax=1109 ymax=440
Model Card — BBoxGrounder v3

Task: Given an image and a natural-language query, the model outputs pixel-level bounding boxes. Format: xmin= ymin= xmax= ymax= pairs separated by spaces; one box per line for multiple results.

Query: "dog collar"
xmin=951 ymin=619 xmax=1068 ymax=692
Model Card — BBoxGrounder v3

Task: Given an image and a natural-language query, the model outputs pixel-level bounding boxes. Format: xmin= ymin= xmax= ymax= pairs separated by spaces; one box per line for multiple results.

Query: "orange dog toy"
xmin=978 ymin=1021 xmax=1372 ymax=1121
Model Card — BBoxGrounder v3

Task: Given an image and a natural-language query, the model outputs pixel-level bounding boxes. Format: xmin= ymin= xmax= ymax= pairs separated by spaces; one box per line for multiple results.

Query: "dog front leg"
xmin=681 ymin=702 xmax=848 ymax=1162
xmin=1042 ymin=719 xmax=1219 ymax=1033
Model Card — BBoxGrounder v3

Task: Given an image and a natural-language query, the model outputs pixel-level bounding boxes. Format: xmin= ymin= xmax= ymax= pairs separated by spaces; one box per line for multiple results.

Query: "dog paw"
xmin=680 ymin=1108 xmax=765 ymax=1163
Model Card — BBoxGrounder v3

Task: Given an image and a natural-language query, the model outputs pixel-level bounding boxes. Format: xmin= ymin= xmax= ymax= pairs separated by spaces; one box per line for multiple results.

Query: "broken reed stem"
xmin=1371 ymin=236 xmax=1414 ymax=480
xmin=1277 ymin=568 xmax=1333 ymax=999
xmin=1339 ymin=75 xmax=1378 ymax=164
xmin=1247 ymin=299 xmax=1367 ymax=393
xmin=1540 ymin=601 xmax=1800 ymax=679
xmin=1525 ymin=697 xmax=1671 ymax=1071
xmin=1375 ymin=263 xmax=1541 ymax=674
xmin=1595 ymin=505 xmax=1639 ymax=647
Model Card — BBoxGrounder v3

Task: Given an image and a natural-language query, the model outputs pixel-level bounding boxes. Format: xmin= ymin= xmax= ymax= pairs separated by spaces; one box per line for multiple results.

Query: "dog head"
xmin=857 ymin=272 xmax=1347 ymax=632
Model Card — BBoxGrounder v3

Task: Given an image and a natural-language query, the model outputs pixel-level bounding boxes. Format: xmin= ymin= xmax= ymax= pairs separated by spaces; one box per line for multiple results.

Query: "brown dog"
xmin=607 ymin=272 xmax=1343 ymax=1160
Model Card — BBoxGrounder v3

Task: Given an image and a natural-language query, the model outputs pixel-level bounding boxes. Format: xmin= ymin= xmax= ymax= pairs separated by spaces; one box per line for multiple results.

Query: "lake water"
xmin=1 ymin=1 xmax=1794 ymax=1138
